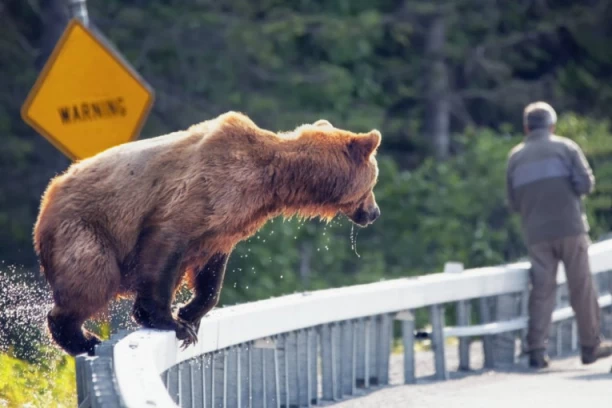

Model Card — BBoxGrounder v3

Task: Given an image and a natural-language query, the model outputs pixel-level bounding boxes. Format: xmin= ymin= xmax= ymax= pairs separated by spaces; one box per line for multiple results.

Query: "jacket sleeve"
xmin=569 ymin=143 xmax=595 ymax=196
xmin=505 ymin=159 xmax=518 ymax=213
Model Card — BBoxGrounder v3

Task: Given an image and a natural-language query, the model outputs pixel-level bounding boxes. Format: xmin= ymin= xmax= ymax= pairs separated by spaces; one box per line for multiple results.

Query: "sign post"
xmin=68 ymin=0 xmax=89 ymax=26
xmin=21 ymin=5 xmax=154 ymax=161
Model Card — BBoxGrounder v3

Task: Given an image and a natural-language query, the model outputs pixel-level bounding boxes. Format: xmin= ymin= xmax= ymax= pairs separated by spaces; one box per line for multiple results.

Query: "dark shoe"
xmin=581 ymin=339 xmax=612 ymax=365
xmin=529 ymin=349 xmax=550 ymax=369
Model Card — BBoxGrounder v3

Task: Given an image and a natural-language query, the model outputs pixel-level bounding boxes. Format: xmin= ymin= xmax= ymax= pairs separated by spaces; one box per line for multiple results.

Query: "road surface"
xmin=325 ymin=341 xmax=612 ymax=407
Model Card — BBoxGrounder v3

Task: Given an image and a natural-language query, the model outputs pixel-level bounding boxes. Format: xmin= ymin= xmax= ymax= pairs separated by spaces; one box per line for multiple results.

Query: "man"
xmin=506 ymin=101 xmax=612 ymax=368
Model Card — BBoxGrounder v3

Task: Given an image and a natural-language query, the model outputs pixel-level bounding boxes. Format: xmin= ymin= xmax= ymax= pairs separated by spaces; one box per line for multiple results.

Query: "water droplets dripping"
xmin=350 ymin=224 xmax=361 ymax=258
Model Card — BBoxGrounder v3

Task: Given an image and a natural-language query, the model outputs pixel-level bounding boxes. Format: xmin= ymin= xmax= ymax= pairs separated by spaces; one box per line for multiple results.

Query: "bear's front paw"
xmin=177 ymin=308 xmax=203 ymax=334
xmin=175 ymin=319 xmax=198 ymax=350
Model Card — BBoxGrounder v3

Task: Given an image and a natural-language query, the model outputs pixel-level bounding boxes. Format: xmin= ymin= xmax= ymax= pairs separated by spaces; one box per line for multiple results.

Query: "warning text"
xmin=58 ymin=97 xmax=127 ymax=124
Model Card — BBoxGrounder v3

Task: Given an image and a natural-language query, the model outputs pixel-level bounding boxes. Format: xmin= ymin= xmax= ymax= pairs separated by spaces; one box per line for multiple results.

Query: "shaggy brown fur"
xmin=33 ymin=111 xmax=382 ymax=356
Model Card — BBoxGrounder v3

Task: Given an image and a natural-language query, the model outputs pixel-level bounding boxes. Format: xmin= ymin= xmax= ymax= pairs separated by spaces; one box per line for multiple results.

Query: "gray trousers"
xmin=526 ymin=233 xmax=601 ymax=351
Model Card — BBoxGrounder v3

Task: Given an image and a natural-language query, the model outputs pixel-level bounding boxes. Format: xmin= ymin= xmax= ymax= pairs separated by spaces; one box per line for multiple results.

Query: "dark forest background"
xmin=3 ymin=0 xmax=612 ymax=313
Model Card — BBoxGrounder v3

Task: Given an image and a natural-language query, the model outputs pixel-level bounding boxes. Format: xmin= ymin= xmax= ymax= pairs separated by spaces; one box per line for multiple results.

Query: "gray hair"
xmin=523 ymin=101 xmax=557 ymax=130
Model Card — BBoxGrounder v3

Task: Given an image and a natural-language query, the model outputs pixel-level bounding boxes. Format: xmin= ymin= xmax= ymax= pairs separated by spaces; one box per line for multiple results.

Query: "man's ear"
xmin=347 ymin=130 xmax=381 ymax=161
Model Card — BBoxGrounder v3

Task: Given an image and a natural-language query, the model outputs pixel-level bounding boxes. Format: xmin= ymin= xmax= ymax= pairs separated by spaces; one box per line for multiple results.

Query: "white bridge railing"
xmin=75 ymin=238 xmax=612 ymax=407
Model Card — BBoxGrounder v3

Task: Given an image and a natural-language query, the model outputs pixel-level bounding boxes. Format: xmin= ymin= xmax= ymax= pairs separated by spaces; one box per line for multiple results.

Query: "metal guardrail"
xmin=75 ymin=238 xmax=612 ymax=407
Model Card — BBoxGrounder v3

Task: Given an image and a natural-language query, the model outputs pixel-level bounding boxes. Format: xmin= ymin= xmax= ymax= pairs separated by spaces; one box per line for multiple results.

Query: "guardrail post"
xmin=91 ymin=355 xmax=122 ymax=407
xmin=376 ymin=314 xmax=392 ymax=385
xmin=559 ymin=283 xmax=573 ymax=354
xmin=430 ymin=304 xmax=449 ymax=380
xmin=288 ymin=332 xmax=300 ymax=407
xmin=189 ymin=357 xmax=204 ymax=408
xmin=520 ymin=283 xmax=530 ymax=354
xmin=321 ymin=324 xmax=334 ymax=400
xmin=253 ymin=337 xmax=278 ymax=408
xmin=444 ymin=262 xmax=470 ymax=371
xmin=280 ymin=332 xmax=296 ymax=407
xmin=251 ymin=346 xmax=265 ymax=408
xmin=226 ymin=347 xmax=239 ymax=408
xmin=277 ymin=335 xmax=288 ymax=408
xmin=212 ymin=351 xmax=227 ymax=408
xmin=492 ymin=293 xmax=518 ymax=366
xmin=321 ymin=322 xmax=343 ymax=400
xmin=603 ymin=271 xmax=612 ymax=338
xmin=203 ymin=353 xmax=214 ymax=408
xmin=77 ymin=330 xmax=128 ymax=408
xmin=547 ymin=285 xmax=559 ymax=357
xmin=178 ymin=359 xmax=193 ymax=408
xmin=366 ymin=316 xmax=378 ymax=386
xmin=85 ymin=355 xmax=97 ymax=408
xmin=241 ymin=344 xmax=251 ymax=408
xmin=571 ymin=319 xmax=579 ymax=351
xmin=297 ymin=330 xmax=313 ymax=405
xmin=340 ymin=321 xmax=356 ymax=396
xmin=332 ymin=323 xmax=343 ymax=400
xmin=309 ymin=328 xmax=318 ymax=406
xmin=76 ymin=354 xmax=95 ymax=406
xmin=265 ymin=344 xmax=280 ymax=408
xmin=396 ymin=310 xmax=415 ymax=384
xmin=560 ymin=318 xmax=573 ymax=355
xmin=479 ymin=296 xmax=495 ymax=368
xmin=354 ymin=318 xmax=366 ymax=388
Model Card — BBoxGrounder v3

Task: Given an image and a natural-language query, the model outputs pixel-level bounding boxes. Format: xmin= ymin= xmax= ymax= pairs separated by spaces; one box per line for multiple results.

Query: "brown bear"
xmin=33 ymin=111 xmax=382 ymax=356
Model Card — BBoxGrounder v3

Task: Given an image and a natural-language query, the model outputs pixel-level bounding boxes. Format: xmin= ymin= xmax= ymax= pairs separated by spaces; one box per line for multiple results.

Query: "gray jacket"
xmin=505 ymin=129 xmax=595 ymax=246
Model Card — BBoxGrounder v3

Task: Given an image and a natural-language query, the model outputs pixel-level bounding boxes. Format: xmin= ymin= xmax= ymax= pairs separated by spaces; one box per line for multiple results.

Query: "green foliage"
xmin=555 ymin=113 xmax=612 ymax=238
xmin=0 ymin=351 xmax=76 ymax=408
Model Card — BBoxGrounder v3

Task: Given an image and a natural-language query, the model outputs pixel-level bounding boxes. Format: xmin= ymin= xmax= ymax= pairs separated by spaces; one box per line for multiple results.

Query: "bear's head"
xmin=290 ymin=119 xmax=382 ymax=227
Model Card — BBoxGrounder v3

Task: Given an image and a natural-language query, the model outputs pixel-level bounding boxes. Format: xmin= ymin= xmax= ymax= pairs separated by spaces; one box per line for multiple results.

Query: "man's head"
xmin=523 ymin=101 xmax=557 ymax=135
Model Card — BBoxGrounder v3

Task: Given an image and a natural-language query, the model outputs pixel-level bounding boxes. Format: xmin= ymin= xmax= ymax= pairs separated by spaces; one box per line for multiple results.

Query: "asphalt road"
xmin=324 ymin=341 xmax=612 ymax=407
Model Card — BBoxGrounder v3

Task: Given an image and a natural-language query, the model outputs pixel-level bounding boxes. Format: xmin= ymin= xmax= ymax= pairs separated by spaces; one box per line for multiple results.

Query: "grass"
xmin=0 ymin=350 xmax=76 ymax=408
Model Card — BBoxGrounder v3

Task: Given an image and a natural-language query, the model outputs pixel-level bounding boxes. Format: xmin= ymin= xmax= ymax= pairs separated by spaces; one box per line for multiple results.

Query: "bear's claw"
xmin=175 ymin=319 xmax=199 ymax=350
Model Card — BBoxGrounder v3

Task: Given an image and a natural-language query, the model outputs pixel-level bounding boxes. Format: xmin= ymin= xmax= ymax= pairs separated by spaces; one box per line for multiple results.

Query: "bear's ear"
xmin=347 ymin=130 xmax=381 ymax=161
xmin=314 ymin=119 xmax=333 ymax=128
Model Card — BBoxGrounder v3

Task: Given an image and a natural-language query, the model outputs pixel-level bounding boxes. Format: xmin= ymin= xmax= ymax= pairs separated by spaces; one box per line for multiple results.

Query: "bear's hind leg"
xmin=48 ymin=306 xmax=101 ymax=356
xmin=178 ymin=252 xmax=229 ymax=333
xmin=45 ymin=222 xmax=121 ymax=356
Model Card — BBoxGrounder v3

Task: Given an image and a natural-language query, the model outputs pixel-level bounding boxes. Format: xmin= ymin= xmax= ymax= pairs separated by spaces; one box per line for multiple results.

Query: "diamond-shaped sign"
xmin=21 ymin=19 xmax=154 ymax=160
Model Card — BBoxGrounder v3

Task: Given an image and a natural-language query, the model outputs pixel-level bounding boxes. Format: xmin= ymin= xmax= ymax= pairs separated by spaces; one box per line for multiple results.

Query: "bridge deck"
xmin=326 ymin=341 xmax=612 ymax=407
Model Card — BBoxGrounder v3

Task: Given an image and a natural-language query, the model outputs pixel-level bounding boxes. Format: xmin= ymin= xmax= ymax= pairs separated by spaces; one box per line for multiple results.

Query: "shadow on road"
xmin=568 ymin=371 xmax=612 ymax=381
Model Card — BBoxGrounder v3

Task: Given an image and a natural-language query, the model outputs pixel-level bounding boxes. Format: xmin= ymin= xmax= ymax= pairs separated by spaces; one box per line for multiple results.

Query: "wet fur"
xmin=33 ymin=111 xmax=381 ymax=355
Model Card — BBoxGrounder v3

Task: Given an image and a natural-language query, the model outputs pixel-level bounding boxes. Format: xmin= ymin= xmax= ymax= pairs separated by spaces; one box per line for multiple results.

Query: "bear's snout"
xmin=348 ymin=202 xmax=380 ymax=227
xmin=369 ymin=206 xmax=381 ymax=223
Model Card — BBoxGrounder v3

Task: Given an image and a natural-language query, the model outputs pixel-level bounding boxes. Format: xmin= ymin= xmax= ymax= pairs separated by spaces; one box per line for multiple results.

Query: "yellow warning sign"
xmin=21 ymin=19 xmax=154 ymax=161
